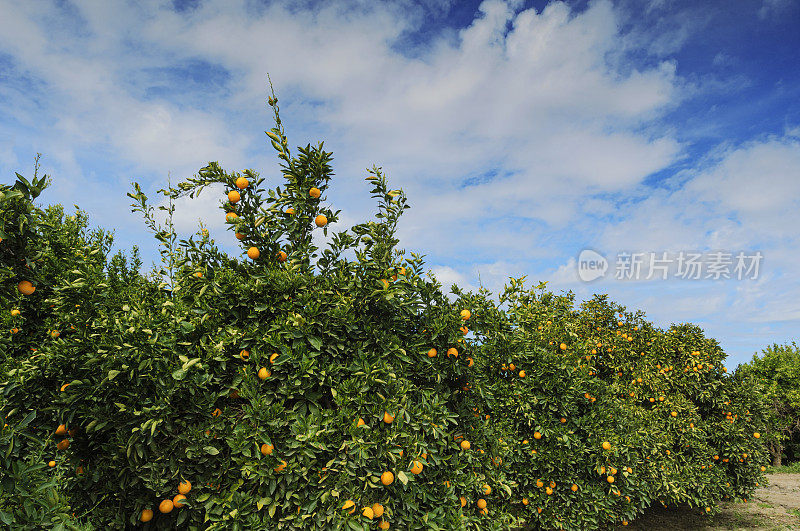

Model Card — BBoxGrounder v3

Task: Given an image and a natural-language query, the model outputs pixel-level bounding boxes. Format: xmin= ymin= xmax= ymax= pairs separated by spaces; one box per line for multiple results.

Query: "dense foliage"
xmin=738 ymin=343 xmax=800 ymax=466
xmin=1 ymin=90 xmax=773 ymax=530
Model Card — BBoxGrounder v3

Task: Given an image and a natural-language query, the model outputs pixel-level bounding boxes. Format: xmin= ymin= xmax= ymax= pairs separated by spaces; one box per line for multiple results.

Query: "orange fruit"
xmin=460 ymin=440 xmax=471 ymax=450
xmin=159 ymin=499 xmax=174 ymax=513
xmin=482 ymin=484 xmax=491 ymax=495
xmin=447 ymin=347 xmax=458 ymax=358
xmin=178 ymin=480 xmax=191 ymax=494
xmin=468 ymin=357 xmax=474 ymax=367
xmin=258 ymin=367 xmax=270 ymax=380
xmin=559 ymin=343 xmax=567 ymax=351
xmin=235 ymin=176 xmax=249 ymax=189
xmin=607 ymin=476 xmax=615 ymax=484
xmin=285 ymin=207 xmax=295 ymax=214
xmin=239 ymin=349 xmax=249 ymax=360
xmin=372 ymin=503 xmax=384 ymax=518
xmin=533 ymin=432 xmax=542 ymax=440
xmin=261 ymin=443 xmax=273 ymax=456
xmin=48 ymin=460 xmax=56 ymax=467
xmin=173 ymin=494 xmax=187 ymax=508
xmin=671 ymin=411 xmax=678 ymax=417
xmin=55 ymin=424 xmax=67 ymax=436
xmin=410 ymin=460 xmax=423 ymax=474
xmin=247 ymin=247 xmax=260 ymax=259
xmin=362 ymin=506 xmax=374 ymax=519
xmin=342 ymin=500 xmax=356 ymax=514
xmin=381 ymin=471 xmax=394 ymax=485
xmin=60 ymin=383 xmax=70 ymax=392
xmin=522 ymin=498 xmax=529 ymax=505
xmin=460 ymin=309 xmax=471 ymax=320
xmin=56 ymin=439 xmax=70 ymax=451
xmin=460 ymin=496 xmax=467 ymax=507
xmin=357 ymin=418 xmax=365 ymax=427
xmin=270 ymin=353 xmax=279 ymax=364
xmin=277 ymin=250 xmax=288 ymax=262
xmin=315 ymin=214 xmax=327 ymax=227
xmin=602 ymin=441 xmax=611 ymax=450
xmin=274 ymin=459 xmax=287 ymax=472
xmin=140 ymin=509 xmax=153 ymax=522
xmin=212 ymin=408 xmax=222 ymax=417
xmin=379 ymin=521 xmax=390 ymax=530
xmin=427 ymin=348 xmax=437 ymax=358
xmin=228 ymin=190 xmax=240 ymax=203
xmin=571 ymin=484 xmax=578 ymax=492
xmin=519 ymin=370 xmax=526 ymax=378
xmin=194 ymin=272 xmax=202 ymax=278
xmin=383 ymin=412 xmax=394 ymax=424
xmin=226 ymin=212 xmax=238 ymax=222
xmin=235 ymin=232 xmax=245 ymax=240
xmin=477 ymin=499 xmax=487 ymax=509
xmin=18 ymin=281 xmax=35 ymax=295
xmin=536 ymin=479 xmax=543 ymax=488
xmin=10 ymin=309 xmax=20 ymax=317
xmin=753 ymin=432 xmax=760 ymax=439
xmin=309 ymin=187 xmax=321 ymax=199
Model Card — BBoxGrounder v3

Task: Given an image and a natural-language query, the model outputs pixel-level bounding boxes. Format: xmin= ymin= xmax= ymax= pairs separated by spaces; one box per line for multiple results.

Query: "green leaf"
xmin=397 ymin=471 xmax=409 ymax=485
xmin=308 ymin=336 xmax=322 ymax=351
xmin=204 ymin=446 xmax=220 ymax=455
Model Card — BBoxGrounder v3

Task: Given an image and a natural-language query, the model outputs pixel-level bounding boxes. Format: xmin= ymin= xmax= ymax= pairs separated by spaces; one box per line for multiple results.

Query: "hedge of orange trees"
xmin=1 ymin=90 xmax=772 ymax=530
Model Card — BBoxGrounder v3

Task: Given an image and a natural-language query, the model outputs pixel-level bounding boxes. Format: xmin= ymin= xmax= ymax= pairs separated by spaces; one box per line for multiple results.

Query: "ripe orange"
xmin=228 ymin=190 xmax=240 ymax=203
xmin=270 ymin=353 xmax=279 ymax=364
xmin=379 ymin=521 xmax=390 ymax=530
xmin=235 ymin=232 xmax=245 ymax=240
xmin=602 ymin=441 xmax=611 ymax=450
xmin=212 ymin=408 xmax=222 ymax=417
xmin=607 ymin=476 xmax=615 ymax=483
xmin=342 ymin=500 xmax=355 ymax=514
xmin=258 ymin=367 xmax=270 ymax=380
xmin=178 ymin=480 xmax=191 ymax=494
xmin=381 ymin=471 xmax=394 ymax=485
xmin=56 ymin=439 xmax=70 ymax=451
xmin=285 ymin=207 xmax=295 ymax=215
xmin=460 ymin=440 xmax=471 ymax=450
xmin=309 ymin=187 xmax=321 ymax=199
xmin=277 ymin=250 xmax=288 ymax=262
xmin=559 ymin=343 xmax=567 ymax=351
xmin=533 ymin=432 xmax=542 ymax=440
xmin=522 ymin=498 xmax=529 ymax=505
xmin=753 ymin=432 xmax=760 ymax=439
xmin=159 ymin=499 xmax=174 ymax=513
xmin=410 ymin=460 xmax=423 ymax=474
xmin=671 ymin=411 xmax=678 ymax=417
xmin=571 ymin=484 xmax=578 ymax=492
xmin=173 ymin=494 xmax=187 ymax=508
xmin=536 ymin=480 xmax=544 ymax=488
xmin=235 ymin=176 xmax=249 ymax=189
xmin=383 ymin=412 xmax=394 ymax=424
xmin=239 ymin=349 xmax=249 ymax=360
xmin=10 ymin=309 xmax=20 ymax=317
xmin=55 ymin=424 xmax=67 ymax=436
xmin=315 ymin=214 xmax=327 ymax=227
xmin=226 ymin=212 xmax=238 ymax=223
xmin=362 ymin=506 xmax=374 ymax=519
xmin=372 ymin=503 xmax=384 ymax=518
xmin=447 ymin=347 xmax=458 ymax=358
xmin=274 ymin=460 xmax=287 ymax=472
xmin=260 ymin=443 xmax=273 ymax=456
xmin=468 ymin=357 xmax=474 ymax=367
xmin=18 ymin=281 xmax=35 ymax=295
xmin=140 ymin=509 xmax=153 ymax=522
xmin=60 ymin=383 xmax=70 ymax=392
xmin=477 ymin=499 xmax=487 ymax=509
xmin=357 ymin=418 xmax=365 ymax=427
xmin=519 ymin=370 xmax=526 ymax=378
xmin=460 ymin=309 xmax=471 ymax=320
xmin=482 ymin=484 xmax=491 ymax=495
xmin=48 ymin=460 xmax=56 ymax=467
xmin=247 ymin=247 xmax=260 ymax=259
xmin=545 ymin=487 xmax=553 ymax=495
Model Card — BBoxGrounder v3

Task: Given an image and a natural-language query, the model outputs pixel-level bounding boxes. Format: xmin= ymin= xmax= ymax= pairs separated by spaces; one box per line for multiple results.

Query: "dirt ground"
xmin=619 ymin=474 xmax=800 ymax=530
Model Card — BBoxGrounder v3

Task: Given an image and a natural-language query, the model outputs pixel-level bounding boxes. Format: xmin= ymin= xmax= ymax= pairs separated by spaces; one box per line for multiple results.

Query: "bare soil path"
xmin=618 ymin=474 xmax=800 ymax=530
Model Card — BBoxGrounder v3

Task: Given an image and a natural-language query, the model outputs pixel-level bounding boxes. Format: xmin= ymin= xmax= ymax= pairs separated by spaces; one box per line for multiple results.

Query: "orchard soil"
xmin=615 ymin=474 xmax=800 ymax=530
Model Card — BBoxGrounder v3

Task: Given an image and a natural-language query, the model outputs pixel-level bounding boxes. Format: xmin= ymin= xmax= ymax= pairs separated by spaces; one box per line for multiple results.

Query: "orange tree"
xmin=1 ymin=89 xmax=514 ymax=529
xmin=457 ymin=282 xmax=772 ymax=530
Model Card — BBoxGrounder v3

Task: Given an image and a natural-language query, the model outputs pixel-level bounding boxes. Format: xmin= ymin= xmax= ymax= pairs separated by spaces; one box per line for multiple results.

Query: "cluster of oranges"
xmin=139 ymin=480 xmax=192 ymax=522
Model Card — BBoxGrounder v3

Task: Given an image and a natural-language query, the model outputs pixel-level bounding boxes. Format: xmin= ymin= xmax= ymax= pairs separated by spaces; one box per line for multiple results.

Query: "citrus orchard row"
xmin=0 ymin=90 xmax=773 ymax=530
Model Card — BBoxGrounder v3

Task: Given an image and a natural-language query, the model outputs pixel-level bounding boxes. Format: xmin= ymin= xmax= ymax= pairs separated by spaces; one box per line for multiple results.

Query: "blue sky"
xmin=1 ymin=0 xmax=798 ymax=367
